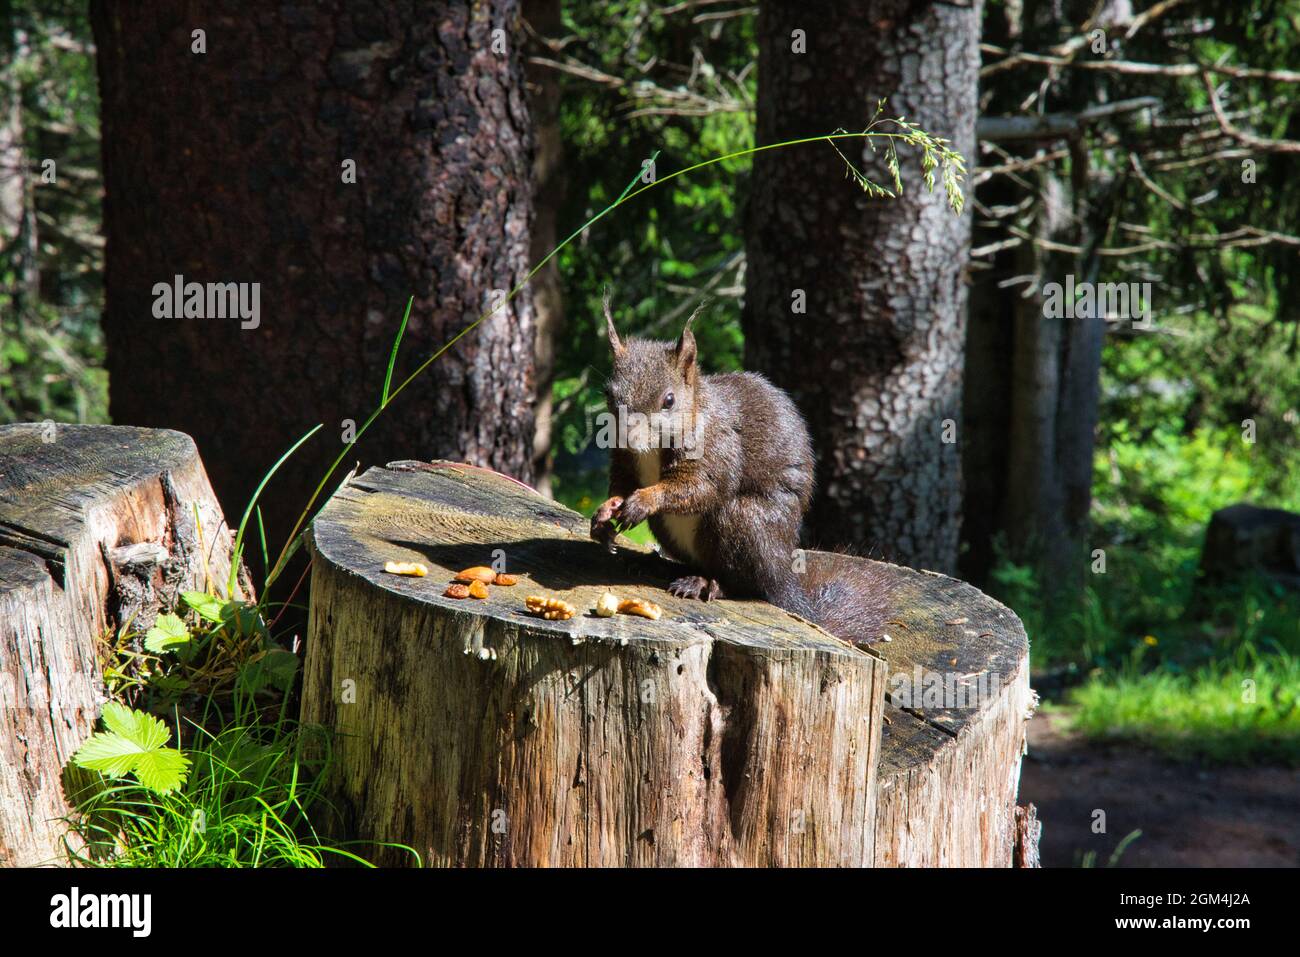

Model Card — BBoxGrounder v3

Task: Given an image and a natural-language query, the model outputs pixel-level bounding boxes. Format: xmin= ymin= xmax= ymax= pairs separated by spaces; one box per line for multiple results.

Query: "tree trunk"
xmin=0 ymin=423 xmax=242 ymax=866
xmin=964 ymin=161 xmax=1107 ymax=603
xmin=89 ymin=1 xmax=537 ymax=555
xmin=523 ymin=0 xmax=566 ymax=497
xmin=744 ymin=0 xmax=981 ymax=575
xmin=959 ymin=254 xmax=1015 ymax=584
xmin=961 ymin=3 xmax=1114 ymax=598
xmin=301 ymin=459 xmax=1031 ymax=866
xmin=0 ymin=8 xmax=37 ymax=320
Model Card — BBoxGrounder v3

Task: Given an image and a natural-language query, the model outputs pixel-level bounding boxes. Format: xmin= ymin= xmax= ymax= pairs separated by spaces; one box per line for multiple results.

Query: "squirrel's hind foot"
xmin=668 ymin=575 xmax=723 ymax=601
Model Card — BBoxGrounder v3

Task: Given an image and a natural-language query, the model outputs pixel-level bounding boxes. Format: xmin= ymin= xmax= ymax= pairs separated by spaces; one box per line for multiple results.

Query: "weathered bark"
xmin=523 ymin=0 xmax=566 ymax=497
xmin=89 ymin=1 xmax=537 ymax=550
xmin=1013 ymin=803 xmax=1042 ymax=868
xmin=301 ymin=459 xmax=1031 ymax=866
xmin=0 ymin=423 xmax=242 ymax=866
xmin=303 ymin=461 xmax=886 ymax=866
xmin=745 ymin=0 xmax=981 ymax=574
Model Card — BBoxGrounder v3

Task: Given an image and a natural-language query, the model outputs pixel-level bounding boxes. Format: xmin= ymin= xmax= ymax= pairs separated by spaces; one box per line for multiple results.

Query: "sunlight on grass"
xmin=1068 ymin=653 xmax=1300 ymax=766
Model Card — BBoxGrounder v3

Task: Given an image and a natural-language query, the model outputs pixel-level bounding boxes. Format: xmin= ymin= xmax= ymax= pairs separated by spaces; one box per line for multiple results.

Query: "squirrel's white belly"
xmin=633 ymin=452 xmax=702 ymax=563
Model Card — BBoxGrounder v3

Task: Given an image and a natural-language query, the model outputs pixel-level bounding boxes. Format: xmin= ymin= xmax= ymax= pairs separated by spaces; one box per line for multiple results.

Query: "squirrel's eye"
xmin=661 ymin=391 xmax=675 ymax=411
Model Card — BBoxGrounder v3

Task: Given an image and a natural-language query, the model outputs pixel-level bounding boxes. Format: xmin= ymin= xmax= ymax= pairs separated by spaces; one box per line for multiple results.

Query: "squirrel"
xmin=589 ymin=293 xmax=890 ymax=646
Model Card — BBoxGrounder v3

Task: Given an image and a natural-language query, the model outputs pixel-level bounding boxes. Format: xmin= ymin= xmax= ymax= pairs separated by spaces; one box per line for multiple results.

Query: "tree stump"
xmin=1199 ymin=503 xmax=1300 ymax=591
xmin=304 ymin=460 xmax=1033 ymax=867
xmin=0 ymin=423 xmax=242 ymax=866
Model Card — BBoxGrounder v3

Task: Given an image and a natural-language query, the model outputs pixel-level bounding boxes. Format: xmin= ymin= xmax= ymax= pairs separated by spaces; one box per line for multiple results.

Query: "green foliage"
xmin=0 ymin=0 xmax=106 ymax=425
xmin=71 ymin=595 xmax=399 ymax=866
xmin=1070 ymin=652 xmax=1300 ymax=766
xmin=830 ymin=102 xmax=967 ymax=213
xmin=143 ymin=613 xmax=191 ymax=654
xmin=548 ymin=2 xmax=756 ymax=490
xmin=990 ymin=310 xmax=1300 ymax=763
xmin=1079 ymin=829 xmax=1144 ymax=869
xmin=65 ymin=717 xmax=404 ymax=867
xmin=103 ymin=592 xmax=295 ymax=719
xmin=72 ymin=702 xmax=190 ymax=795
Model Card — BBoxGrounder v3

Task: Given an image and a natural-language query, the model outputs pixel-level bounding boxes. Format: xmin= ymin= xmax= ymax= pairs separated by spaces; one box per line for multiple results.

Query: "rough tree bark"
xmin=0 ymin=423 xmax=242 ymax=866
xmin=89 ymin=1 xmax=537 ymax=549
xmin=745 ymin=0 xmax=982 ymax=575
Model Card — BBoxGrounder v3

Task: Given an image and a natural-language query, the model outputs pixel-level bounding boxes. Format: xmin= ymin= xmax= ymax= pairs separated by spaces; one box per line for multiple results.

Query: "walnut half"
xmin=525 ymin=595 xmax=576 ymax=621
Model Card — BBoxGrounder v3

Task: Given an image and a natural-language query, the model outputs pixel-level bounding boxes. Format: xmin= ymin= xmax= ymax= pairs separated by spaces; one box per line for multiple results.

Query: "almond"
xmin=453 ymin=566 xmax=498 ymax=584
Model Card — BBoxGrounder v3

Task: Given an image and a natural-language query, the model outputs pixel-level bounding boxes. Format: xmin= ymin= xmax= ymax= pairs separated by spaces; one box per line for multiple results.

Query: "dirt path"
xmin=1018 ymin=709 xmax=1300 ymax=867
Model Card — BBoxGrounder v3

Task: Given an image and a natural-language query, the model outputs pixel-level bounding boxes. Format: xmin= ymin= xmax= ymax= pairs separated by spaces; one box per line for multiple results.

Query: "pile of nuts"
xmin=384 ymin=559 xmax=665 ymax=624
xmin=443 ymin=565 xmax=518 ymax=600
xmin=524 ymin=591 xmax=661 ymax=622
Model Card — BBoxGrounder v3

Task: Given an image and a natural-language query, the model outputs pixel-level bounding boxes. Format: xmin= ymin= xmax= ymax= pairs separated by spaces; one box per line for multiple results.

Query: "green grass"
xmin=64 ymin=714 xmax=411 ymax=867
xmin=66 ymin=588 xmax=412 ymax=866
xmin=1068 ymin=651 xmax=1300 ymax=766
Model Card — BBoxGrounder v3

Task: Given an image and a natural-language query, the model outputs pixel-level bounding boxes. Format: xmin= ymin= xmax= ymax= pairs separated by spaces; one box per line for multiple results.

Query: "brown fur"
xmin=591 ymin=295 xmax=891 ymax=645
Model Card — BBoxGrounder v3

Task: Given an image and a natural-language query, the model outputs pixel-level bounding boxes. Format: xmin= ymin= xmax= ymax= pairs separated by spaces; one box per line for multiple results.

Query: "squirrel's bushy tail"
xmin=800 ymin=554 xmax=894 ymax=647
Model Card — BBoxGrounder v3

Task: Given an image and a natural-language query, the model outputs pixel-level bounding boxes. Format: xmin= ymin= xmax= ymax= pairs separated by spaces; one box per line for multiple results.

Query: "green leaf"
xmin=73 ymin=731 xmax=145 ymax=778
xmin=99 ymin=701 xmax=168 ymax=749
xmin=219 ymin=600 xmax=269 ymax=640
xmin=71 ymin=702 xmax=190 ymax=795
xmin=238 ymin=647 xmax=300 ymax=695
xmin=143 ymin=612 xmax=191 ymax=654
xmin=132 ymin=748 xmax=191 ymax=795
xmin=181 ymin=590 xmax=226 ymax=623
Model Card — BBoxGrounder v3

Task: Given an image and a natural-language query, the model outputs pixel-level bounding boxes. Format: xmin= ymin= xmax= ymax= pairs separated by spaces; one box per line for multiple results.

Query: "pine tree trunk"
xmin=744 ymin=0 xmax=981 ymax=574
xmin=89 ymin=1 xmax=537 ymax=549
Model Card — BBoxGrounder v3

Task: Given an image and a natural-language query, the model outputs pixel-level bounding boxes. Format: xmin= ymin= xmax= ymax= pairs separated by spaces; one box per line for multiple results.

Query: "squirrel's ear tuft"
xmin=602 ymin=289 xmax=625 ymax=357
xmin=675 ymin=302 xmax=703 ymax=378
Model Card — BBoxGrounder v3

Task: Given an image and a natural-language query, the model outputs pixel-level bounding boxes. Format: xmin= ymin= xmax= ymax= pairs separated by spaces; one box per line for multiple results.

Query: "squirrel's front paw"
xmin=593 ymin=495 xmax=623 ymax=526
xmin=616 ymin=489 xmax=656 ymax=527
xmin=591 ymin=496 xmax=624 ymax=548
